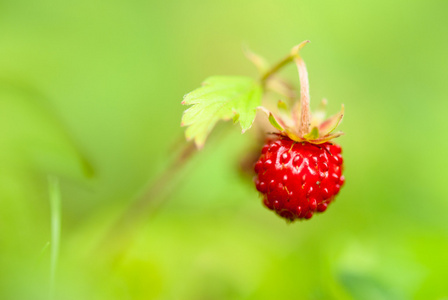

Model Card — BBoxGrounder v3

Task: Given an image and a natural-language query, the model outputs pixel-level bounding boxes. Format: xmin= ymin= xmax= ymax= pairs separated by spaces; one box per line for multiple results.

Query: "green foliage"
xmin=181 ymin=76 xmax=262 ymax=148
xmin=1 ymin=0 xmax=448 ymax=299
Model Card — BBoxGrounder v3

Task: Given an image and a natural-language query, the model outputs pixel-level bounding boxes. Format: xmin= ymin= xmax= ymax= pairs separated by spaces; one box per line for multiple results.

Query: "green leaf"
xmin=0 ymin=81 xmax=95 ymax=180
xmin=181 ymin=76 xmax=262 ymax=148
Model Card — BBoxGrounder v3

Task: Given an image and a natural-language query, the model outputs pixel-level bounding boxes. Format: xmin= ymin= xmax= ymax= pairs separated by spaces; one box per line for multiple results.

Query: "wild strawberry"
xmin=254 ymin=138 xmax=344 ymax=221
xmin=255 ymin=41 xmax=345 ymax=221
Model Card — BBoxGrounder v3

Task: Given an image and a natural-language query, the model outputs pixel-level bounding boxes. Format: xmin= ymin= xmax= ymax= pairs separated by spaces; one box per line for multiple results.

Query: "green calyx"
xmin=259 ymin=100 xmax=344 ymax=144
xmin=257 ymin=41 xmax=344 ymax=144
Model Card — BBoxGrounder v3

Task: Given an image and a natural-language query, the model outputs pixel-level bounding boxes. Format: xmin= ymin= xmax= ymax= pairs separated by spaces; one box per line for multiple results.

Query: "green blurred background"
xmin=1 ymin=0 xmax=448 ymax=299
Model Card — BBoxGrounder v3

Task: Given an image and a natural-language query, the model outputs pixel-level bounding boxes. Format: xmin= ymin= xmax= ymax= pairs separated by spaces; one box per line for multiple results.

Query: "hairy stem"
xmin=95 ymin=140 xmax=197 ymax=253
xmin=259 ymin=40 xmax=311 ymax=135
xmin=260 ymin=55 xmax=294 ymax=84
xmin=95 ymin=125 xmax=233 ymax=255
xmin=294 ymin=55 xmax=311 ymax=136
xmin=260 ymin=40 xmax=310 ymax=85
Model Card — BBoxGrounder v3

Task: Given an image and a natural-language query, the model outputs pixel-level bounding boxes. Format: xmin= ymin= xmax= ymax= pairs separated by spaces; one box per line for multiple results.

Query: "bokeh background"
xmin=1 ymin=0 xmax=448 ymax=299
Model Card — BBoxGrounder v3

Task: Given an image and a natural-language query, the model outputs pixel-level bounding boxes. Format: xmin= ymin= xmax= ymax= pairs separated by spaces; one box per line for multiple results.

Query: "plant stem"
xmin=260 ymin=40 xmax=310 ymax=85
xmin=260 ymin=55 xmax=294 ymax=84
xmin=259 ymin=40 xmax=311 ymax=135
xmin=48 ymin=176 xmax=61 ymax=300
xmin=96 ymin=140 xmax=198 ymax=252
xmin=96 ymin=126 xmax=232 ymax=255
xmin=294 ymin=55 xmax=311 ymax=136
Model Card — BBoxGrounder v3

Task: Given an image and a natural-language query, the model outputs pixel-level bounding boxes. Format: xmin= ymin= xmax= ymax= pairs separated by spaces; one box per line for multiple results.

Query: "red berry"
xmin=254 ymin=137 xmax=344 ymax=221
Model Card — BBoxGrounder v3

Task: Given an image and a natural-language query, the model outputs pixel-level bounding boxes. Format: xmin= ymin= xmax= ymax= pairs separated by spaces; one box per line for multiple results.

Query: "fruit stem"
xmin=259 ymin=41 xmax=311 ymax=136
xmin=294 ymin=55 xmax=311 ymax=136
xmin=260 ymin=40 xmax=310 ymax=85
xmin=259 ymin=55 xmax=293 ymax=84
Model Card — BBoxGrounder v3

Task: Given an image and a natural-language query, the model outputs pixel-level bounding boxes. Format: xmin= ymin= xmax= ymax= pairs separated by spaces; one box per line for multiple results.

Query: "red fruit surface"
xmin=254 ymin=137 xmax=344 ymax=221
